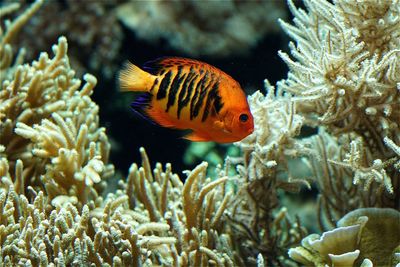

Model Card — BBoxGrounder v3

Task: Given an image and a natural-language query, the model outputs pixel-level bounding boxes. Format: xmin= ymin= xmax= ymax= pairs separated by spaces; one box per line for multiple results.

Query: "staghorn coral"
xmin=288 ymin=208 xmax=400 ymax=266
xmin=116 ymin=0 xmax=286 ymax=57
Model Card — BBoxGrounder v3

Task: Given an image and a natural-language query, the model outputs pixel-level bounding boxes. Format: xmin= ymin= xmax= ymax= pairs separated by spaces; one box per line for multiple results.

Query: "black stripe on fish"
xmin=189 ymin=69 xmax=205 ymax=120
xmin=201 ymin=80 xmax=220 ymax=122
xmin=213 ymin=93 xmax=223 ymax=115
xmin=192 ymin=73 xmax=212 ymax=120
xmin=157 ymin=70 xmax=172 ymax=100
xmin=150 ymin=78 xmax=159 ymax=92
xmin=177 ymin=67 xmax=197 ymax=119
xmin=166 ymin=66 xmax=184 ymax=112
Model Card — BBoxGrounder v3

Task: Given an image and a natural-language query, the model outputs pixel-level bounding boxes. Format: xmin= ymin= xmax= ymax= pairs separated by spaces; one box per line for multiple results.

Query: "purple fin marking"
xmin=130 ymin=93 xmax=156 ymax=125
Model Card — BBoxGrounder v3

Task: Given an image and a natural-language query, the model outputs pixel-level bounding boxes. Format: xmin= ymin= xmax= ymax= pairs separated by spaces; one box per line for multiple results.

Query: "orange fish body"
xmin=119 ymin=57 xmax=254 ymax=143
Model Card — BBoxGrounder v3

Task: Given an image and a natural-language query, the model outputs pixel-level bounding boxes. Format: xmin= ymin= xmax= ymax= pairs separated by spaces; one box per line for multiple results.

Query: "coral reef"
xmin=0 ymin=2 xmax=236 ymax=266
xmin=0 ymin=148 xmax=234 ymax=266
xmin=116 ymin=0 xmax=286 ymax=57
xmin=1 ymin=0 xmax=399 ymax=266
xmin=276 ymin=1 xmax=400 ymax=221
xmin=228 ymin=0 xmax=400 ymax=264
xmin=227 ymin=84 xmax=311 ymax=266
xmin=1 ymin=3 xmax=114 ymax=205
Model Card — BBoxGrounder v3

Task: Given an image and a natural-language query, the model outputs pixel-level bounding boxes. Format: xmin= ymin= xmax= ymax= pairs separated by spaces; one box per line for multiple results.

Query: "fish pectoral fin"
xmin=213 ymin=120 xmax=225 ymax=130
xmin=213 ymin=120 xmax=232 ymax=133
xmin=183 ymin=131 xmax=211 ymax=142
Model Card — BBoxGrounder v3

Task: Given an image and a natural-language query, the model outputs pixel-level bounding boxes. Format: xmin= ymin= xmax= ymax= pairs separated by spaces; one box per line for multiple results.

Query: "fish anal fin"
xmin=119 ymin=61 xmax=154 ymax=92
xmin=183 ymin=131 xmax=211 ymax=142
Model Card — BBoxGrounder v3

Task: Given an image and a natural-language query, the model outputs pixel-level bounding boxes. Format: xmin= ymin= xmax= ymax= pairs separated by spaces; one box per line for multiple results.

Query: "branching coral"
xmin=229 ymin=83 xmax=311 ymax=266
xmin=117 ymin=148 xmax=236 ymax=266
xmin=228 ymin=0 xmax=400 ymax=264
xmin=278 ymin=0 xmax=400 ymax=149
xmin=1 ymin=12 xmax=114 ymax=204
xmin=276 ymin=0 xmax=399 ymax=196
xmin=2 ymin=1 xmax=399 ymax=266
xmin=0 ymin=174 xmax=175 ymax=266
xmin=116 ymin=0 xmax=286 ymax=57
xmin=305 ymin=130 xmax=399 ymax=229
xmin=1 ymin=145 xmax=236 ymax=266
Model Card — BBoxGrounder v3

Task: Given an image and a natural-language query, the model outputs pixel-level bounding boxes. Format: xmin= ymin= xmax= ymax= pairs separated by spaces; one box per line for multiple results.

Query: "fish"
xmin=118 ymin=57 xmax=254 ymax=143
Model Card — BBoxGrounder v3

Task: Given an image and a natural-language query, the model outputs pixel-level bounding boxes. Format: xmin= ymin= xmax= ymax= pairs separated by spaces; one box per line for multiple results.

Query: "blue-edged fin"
xmin=130 ymin=93 xmax=156 ymax=125
xmin=119 ymin=61 xmax=155 ymax=92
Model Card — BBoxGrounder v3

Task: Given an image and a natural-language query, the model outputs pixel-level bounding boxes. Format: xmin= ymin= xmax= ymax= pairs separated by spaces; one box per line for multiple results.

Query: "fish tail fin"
xmin=119 ymin=61 xmax=155 ymax=92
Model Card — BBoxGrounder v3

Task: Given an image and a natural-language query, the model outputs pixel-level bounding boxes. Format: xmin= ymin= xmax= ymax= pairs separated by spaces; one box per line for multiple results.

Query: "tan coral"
xmin=119 ymin=148 xmax=236 ymax=266
xmin=230 ymin=83 xmax=311 ymax=266
xmin=1 ymin=1 xmax=114 ymax=205
xmin=277 ymin=0 xmax=400 ymax=152
xmin=304 ymin=129 xmax=399 ymax=229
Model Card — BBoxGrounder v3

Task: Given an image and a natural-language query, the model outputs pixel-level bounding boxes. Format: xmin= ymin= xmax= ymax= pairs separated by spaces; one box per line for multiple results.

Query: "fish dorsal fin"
xmin=143 ymin=57 xmax=217 ymax=75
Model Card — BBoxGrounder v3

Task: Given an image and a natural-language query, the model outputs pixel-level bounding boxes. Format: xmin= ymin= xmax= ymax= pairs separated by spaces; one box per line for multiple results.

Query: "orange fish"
xmin=119 ymin=57 xmax=254 ymax=143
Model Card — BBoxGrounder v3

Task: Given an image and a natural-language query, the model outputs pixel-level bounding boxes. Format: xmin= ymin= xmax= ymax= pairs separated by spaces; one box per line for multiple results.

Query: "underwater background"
xmin=0 ymin=0 xmax=399 ymax=266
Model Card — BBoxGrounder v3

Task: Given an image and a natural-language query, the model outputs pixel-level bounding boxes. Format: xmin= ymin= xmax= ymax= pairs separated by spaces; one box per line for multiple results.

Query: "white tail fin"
xmin=118 ymin=61 xmax=154 ymax=92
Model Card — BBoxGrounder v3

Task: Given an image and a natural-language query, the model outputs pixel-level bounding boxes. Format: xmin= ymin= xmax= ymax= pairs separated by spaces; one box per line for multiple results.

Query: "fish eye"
xmin=239 ymin=114 xmax=248 ymax=123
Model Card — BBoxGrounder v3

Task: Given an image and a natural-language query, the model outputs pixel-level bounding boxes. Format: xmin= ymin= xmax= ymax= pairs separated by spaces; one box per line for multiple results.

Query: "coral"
xmin=2 ymin=0 xmax=123 ymax=78
xmin=275 ymin=0 xmax=400 ymax=205
xmin=228 ymin=83 xmax=311 ymax=266
xmin=305 ymin=130 xmax=399 ymax=229
xmin=1 ymin=4 xmax=114 ymax=205
xmin=278 ymin=0 xmax=400 ymax=149
xmin=1 ymin=0 xmax=399 ymax=266
xmin=115 ymin=149 xmax=236 ymax=266
xmin=289 ymin=208 xmax=400 ymax=266
xmin=0 ymin=5 xmax=237 ymax=266
xmin=1 ymin=145 xmax=236 ymax=266
xmin=0 ymin=170 xmax=174 ymax=266
xmin=229 ymin=0 xmax=400 ymax=264
xmin=116 ymin=0 xmax=286 ymax=57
